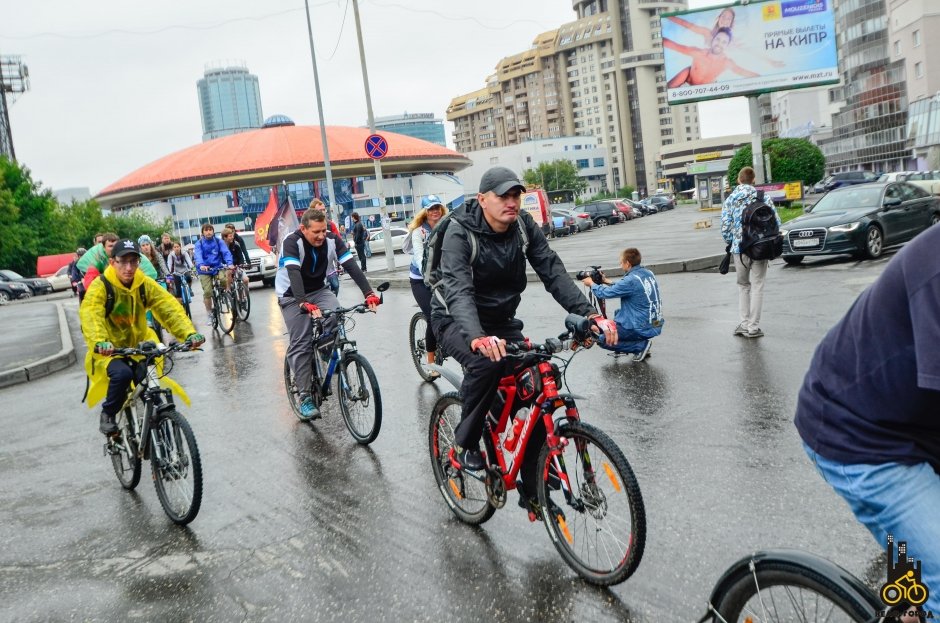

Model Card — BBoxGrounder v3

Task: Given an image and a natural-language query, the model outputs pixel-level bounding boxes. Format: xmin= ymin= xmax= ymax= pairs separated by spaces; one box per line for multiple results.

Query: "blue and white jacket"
xmin=721 ymin=184 xmax=780 ymax=254
xmin=591 ymin=266 xmax=664 ymax=338
xmin=408 ymin=224 xmax=432 ymax=281
xmin=194 ymin=235 xmax=233 ymax=275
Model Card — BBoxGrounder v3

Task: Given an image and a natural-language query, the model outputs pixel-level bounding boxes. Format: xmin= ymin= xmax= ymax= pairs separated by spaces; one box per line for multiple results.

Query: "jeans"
xmin=733 ymin=254 xmax=768 ymax=332
xmin=804 ymin=443 xmax=940 ymax=616
xmin=355 ymin=244 xmax=367 ymax=271
xmin=326 ymin=272 xmax=340 ymax=295
xmin=597 ymin=326 xmax=652 ymax=355
xmin=102 ymin=359 xmax=144 ymax=416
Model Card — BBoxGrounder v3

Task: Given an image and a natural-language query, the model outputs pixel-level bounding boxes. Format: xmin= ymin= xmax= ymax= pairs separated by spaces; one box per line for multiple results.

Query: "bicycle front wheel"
xmin=110 ymin=407 xmax=141 ymax=490
xmin=428 ymin=392 xmax=495 ymax=525
xmin=408 ymin=312 xmax=437 ymax=382
xmin=236 ymin=282 xmax=251 ymax=320
xmin=217 ymin=290 xmax=236 ymax=334
xmin=337 ymin=352 xmax=382 ymax=444
xmin=537 ymin=421 xmax=645 ymax=586
xmin=714 ymin=564 xmax=878 ymax=622
xmin=150 ymin=409 xmax=202 ymax=525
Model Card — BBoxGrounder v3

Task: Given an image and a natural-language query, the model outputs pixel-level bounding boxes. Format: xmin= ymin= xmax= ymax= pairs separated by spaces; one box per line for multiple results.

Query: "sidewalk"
xmin=0 ymin=301 xmax=76 ymax=388
xmin=0 ymin=206 xmax=723 ymax=388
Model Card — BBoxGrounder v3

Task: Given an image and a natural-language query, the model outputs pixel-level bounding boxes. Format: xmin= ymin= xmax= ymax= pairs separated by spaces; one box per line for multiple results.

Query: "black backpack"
xmin=739 ymin=190 xmax=783 ymax=261
xmin=99 ymin=275 xmax=147 ymax=317
xmin=422 ymin=203 xmax=529 ymax=291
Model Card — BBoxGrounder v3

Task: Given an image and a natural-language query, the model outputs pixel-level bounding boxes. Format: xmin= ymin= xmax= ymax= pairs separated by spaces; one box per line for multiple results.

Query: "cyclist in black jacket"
xmin=430 ymin=166 xmax=616 ymax=504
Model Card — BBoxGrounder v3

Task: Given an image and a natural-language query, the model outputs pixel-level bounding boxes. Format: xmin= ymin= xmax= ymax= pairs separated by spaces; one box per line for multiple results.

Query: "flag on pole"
xmin=269 ymin=193 xmax=301 ymax=256
xmin=254 ymin=188 xmax=278 ymax=253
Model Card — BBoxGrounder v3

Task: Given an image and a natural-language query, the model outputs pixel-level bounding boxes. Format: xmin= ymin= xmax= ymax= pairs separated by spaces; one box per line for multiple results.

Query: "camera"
xmin=575 ymin=266 xmax=604 ymax=283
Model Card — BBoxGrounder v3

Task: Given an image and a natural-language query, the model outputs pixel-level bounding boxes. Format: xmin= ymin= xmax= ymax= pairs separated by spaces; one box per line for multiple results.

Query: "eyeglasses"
xmin=114 ymin=257 xmax=141 ymax=267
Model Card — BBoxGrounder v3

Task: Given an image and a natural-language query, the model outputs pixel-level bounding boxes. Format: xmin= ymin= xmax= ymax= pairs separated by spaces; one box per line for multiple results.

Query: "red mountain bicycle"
xmin=428 ymin=314 xmax=646 ymax=586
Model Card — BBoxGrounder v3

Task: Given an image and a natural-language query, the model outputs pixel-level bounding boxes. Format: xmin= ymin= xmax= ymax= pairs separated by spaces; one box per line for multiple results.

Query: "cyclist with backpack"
xmin=193 ymin=223 xmax=234 ymax=326
xmin=79 ymin=239 xmax=204 ymax=437
xmin=407 ymin=195 xmax=447 ymax=374
xmin=721 ymin=166 xmax=781 ymax=339
xmin=427 ymin=166 xmax=617 ymax=505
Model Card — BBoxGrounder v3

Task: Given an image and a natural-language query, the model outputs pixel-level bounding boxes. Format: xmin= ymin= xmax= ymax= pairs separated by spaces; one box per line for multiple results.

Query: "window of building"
xmin=593 ymin=157 xmax=604 ymax=167
xmin=576 ymin=159 xmax=589 ymax=169
xmin=686 ymin=126 xmax=692 ymax=133
xmin=913 ymin=30 xmax=921 ymax=47
xmin=915 ymin=62 xmax=924 ymax=78
xmin=894 ymin=40 xmax=901 ymax=56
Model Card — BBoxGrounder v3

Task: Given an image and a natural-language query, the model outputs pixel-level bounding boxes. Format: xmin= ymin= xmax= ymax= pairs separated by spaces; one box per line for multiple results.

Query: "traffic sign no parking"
xmin=364 ymin=134 xmax=388 ymax=160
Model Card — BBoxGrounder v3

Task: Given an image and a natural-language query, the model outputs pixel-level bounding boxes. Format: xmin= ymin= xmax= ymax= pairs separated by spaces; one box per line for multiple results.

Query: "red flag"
xmin=254 ymin=188 xmax=278 ymax=253
xmin=267 ymin=195 xmax=301 ymax=256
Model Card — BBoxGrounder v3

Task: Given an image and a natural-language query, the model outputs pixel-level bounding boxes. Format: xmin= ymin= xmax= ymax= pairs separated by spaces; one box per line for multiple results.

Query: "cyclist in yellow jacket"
xmin=80 ymin=239 xmax=205 ymax=436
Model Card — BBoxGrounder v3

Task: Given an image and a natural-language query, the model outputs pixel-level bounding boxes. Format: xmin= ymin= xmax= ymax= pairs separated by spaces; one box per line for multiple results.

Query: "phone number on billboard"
xmin=671 ymin=84 xmax=730 ymax=99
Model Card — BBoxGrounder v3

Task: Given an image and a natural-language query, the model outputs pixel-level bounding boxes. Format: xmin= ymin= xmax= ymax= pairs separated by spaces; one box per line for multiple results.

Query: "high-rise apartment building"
xmin=819 ymin=0 xmax=909 ymax=172
xmin=374 ymin=113 xmax=446 ymax=146
xmin=447 ymin=1 xmax=698 ymax=195
xmin=197 ymin=63 xmax=263 ymax=142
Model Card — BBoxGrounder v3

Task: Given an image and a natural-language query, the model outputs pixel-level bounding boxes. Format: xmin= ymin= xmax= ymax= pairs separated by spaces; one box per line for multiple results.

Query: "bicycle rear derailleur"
xmin=484 ymin=467 xmax=507 ymax=508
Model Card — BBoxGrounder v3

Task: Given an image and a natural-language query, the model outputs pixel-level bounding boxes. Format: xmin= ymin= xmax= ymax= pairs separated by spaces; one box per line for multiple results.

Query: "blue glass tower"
xmin=197 ymin=64 xmax=263 ymax=142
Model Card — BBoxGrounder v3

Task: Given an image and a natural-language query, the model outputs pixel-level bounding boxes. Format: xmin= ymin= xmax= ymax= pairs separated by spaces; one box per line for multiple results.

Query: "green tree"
xmin=523 ymin=159 xmax=587 ymax=196
xmin=617 ymin=185 xmax=636 ymax=198
xmin=728 ymin=138 xmax=825 ymax=189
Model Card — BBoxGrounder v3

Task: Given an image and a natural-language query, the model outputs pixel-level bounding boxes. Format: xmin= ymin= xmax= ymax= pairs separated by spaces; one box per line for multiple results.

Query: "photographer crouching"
xmin=579 ymin=248 xmax=664 ymax=362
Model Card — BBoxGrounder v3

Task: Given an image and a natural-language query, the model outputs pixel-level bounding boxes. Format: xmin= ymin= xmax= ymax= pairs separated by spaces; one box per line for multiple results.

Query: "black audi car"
xmin=780 ymin=182 xmax=940 ymax=264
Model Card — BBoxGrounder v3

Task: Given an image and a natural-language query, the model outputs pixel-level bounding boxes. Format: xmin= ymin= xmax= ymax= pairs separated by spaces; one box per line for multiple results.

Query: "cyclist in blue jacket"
xmin=580 ymin=247 xmax=663 ymax=361
xmin=193 ymin=223 xmax=233 ymax=325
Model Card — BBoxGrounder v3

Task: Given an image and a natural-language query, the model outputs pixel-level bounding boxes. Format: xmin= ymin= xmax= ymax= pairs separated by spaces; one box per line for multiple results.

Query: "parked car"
xmin=239 ymin=231 xmax=277 ymax=287
xmin=780 ymin=182 xmax=940 ymax=264
xmin=550 ymin=214 xmax=571 ymax=237
xmin=46 ymin=265 xmax=74 ymax=292
xmin=598 ymin=200 xmax=636 ymax=221
xmin=0 ymin=269 xmax=53 ymax=296
xmin=646 ymin=194 xmax=676 ymax=211
xmin=0 ymin=278 xmax=31 ymax=303
xmin=551 ymin=210 xmax=578 ymax=236
xmin=578 ymin=202 xmax=622 ymax=227
xmin=638 ymin=199 xmax=659 ymax=215
xmin=822 ymin=170 xmax=880 ymax=192
xmin=368 ymin=227 xmax=410 ymax=254
xmin=552 ymin=208 xmax=593 ymax=232
xmin=621 ymin=199 xmax=645 ymax=218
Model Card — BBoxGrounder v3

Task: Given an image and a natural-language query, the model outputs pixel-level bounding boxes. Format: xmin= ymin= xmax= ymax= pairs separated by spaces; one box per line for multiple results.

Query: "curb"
xmin=0 ymin=302 xmax=76 ymax=389
xmin=366 ymin=253 xmax=727 ymax=289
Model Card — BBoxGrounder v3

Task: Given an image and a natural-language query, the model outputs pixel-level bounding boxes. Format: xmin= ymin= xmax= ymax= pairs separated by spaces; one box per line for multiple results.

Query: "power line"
xmin=324 ymin=0 xmax=351 ymax=61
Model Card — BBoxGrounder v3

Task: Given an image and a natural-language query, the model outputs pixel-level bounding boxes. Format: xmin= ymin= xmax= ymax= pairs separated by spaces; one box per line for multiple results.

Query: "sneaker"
xmin=299 ymin=394 xmax=321 ymax=421
xmin=746 ymin=328 xmax=765 ymax=339
xmin=733 ymin=323 xmax=748 ymax=336
xmin=99 ymin=412 xmax=118 ymax=435
xmin=633 ymin=340 xmax=652 ymax=362
xmin=455 ymin=446 xmax=485 ymax=471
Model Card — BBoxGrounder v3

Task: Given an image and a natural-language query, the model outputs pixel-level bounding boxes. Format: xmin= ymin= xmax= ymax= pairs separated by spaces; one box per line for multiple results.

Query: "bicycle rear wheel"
xmin=337 ymin=352 xmax=382 ymax=444
xmin=217 ymin=290 xmax=236 ymax=334
xmin=537 ymin=421 xmax=645 ymax=586
xmin=428 ymin=392 xmax=496 ymax=525
xmin=150 ymin=409 xmax=202 ymax=525
xmin=283 ymin=356 xmax=306 ymax=420
xmin=110 ymin=406 xmax=141 ymax=490
xmin=235 ymin=282 xmax=251 ymax=320
xmin=713 ymin=564 xmax=878 ymax=622
xmin=408 ymin=312 xmax=437 ymax=382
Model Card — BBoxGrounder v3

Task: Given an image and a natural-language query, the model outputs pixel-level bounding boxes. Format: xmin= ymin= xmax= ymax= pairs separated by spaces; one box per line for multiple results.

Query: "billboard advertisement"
xmin=661 ymin=0 xmax=838 ymax=105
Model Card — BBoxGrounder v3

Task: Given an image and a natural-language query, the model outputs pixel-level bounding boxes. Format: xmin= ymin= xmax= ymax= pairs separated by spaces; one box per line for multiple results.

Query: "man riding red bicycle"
xmin=429 ymin=166 xmax=616 ymax=512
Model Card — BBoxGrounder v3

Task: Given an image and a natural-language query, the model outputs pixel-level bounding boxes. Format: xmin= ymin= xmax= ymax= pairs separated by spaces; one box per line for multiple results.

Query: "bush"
xmin=728 ymin=139 xmax=825 ymax=189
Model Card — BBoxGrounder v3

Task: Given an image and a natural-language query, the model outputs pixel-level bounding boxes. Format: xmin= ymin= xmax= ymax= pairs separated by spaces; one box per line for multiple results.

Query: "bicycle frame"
xmin=120 ymin=357 xmax=177 ymax=462
xmin=309 ymin=312 xmax=358 ymax=398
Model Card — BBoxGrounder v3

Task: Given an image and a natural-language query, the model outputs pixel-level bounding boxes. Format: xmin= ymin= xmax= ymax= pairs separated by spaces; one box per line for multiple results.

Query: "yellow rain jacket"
xmin=80 ymin=265 xmax=197 ymax=408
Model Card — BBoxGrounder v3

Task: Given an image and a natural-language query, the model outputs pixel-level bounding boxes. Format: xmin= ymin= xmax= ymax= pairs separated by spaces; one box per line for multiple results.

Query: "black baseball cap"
xmin=111 ymin=239 xmax=141 ymax=259
xmin=479 ymin=166 xmax=526 ymax=196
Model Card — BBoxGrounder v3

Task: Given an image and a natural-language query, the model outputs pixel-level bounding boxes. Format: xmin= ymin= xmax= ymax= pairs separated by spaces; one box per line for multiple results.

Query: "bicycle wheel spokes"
xmin=537 ymin=421 xmax=645 ymax=586
xmin=110 ymin=408 xmax=141 ymax=490
xmin=724 ymin=574 xmax=872 ymax=622
xmin=150 ymin=410 xmax=202 ymax=525
xmin=337 ymin=352 xmax=382 ymax=444
xmin=217 ymin=290 xmax=236 ymax=334
xmin=237 ymin=283 xmax=251 ymax=320
xmin=283 ymin=357 xmax=305 ymax=419
xmin=427 ymin=393 xmax=495 ymax=525
xmin=408 ymin=312 xmax=436 ymax=382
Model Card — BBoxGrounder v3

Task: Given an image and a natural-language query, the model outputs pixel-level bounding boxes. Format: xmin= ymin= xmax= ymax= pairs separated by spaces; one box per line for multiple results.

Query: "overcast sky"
xmin=2 ymin=0 xmax=744 ymax=194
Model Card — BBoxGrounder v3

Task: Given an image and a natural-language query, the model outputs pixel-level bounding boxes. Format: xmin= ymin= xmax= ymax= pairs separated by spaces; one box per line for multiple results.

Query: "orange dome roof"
xmin=96 ymin=125 xmax=469 ymax=206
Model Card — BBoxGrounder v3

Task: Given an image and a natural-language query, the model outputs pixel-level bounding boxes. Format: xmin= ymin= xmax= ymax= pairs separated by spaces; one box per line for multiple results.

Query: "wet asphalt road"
xmin=0 ymin=251 xmax=894 ymax=622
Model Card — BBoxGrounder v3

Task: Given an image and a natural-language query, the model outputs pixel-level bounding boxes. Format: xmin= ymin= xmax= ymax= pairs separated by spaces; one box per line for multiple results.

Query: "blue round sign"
xmin=364 ymin=134 xmax=389 ymax=160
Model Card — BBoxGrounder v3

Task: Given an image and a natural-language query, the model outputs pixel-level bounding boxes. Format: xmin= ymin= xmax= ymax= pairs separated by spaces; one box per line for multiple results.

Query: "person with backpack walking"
xmin=427 ymin=166 xmax=617 ymax=514
xmin=79 ymin=239 xmax=204 ymax=437
xmin=351 ymin=212 xmax=368 ymax=272
xmin=721 ymin=166 xmax=781 ymax=338
xmin=194 ymin=223 xmax=234 ymax=326
xmin=406 ymin=195 xmax=447 ymax=375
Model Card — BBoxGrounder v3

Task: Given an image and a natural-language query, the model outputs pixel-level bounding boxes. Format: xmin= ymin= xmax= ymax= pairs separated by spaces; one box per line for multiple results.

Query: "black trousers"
xmin=355 ymin=243 xmax=367 ymax=271
xmin=102 ymin=359 xmax=144 ymax=416
xmin=434 ymin=318 xmax=546 ymax=496
xmin=410 ymin=279 xmax=437 ymax=352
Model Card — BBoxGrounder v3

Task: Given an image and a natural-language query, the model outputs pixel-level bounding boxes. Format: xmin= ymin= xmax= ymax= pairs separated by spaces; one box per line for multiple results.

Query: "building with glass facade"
xmin=373 ymin=113 xmax=446 ymax=146
xmin=197 ymin=64 xmax=263 ymax=142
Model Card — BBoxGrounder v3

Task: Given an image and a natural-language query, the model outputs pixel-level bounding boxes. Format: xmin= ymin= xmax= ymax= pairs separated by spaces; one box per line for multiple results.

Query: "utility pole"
xmin=304 ymin=0 xmax=337 ymax=225
xmin=352 ymin=0 xmax=394 ymax=269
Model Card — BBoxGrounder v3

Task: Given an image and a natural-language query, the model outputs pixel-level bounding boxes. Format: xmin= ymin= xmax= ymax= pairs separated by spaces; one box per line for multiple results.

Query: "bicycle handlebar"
xmin=99 ymin=341 xmax=198 ymax=357
xmin=489 ymin=314 xmax=596 ymax=358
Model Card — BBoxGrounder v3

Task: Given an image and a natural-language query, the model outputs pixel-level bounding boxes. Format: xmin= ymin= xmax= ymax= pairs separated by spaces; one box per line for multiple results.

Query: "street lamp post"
xmin=351 ymin=0 xmax=394 ymax=269
xmin=304 ymin=0 xmax=337 ymax=225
